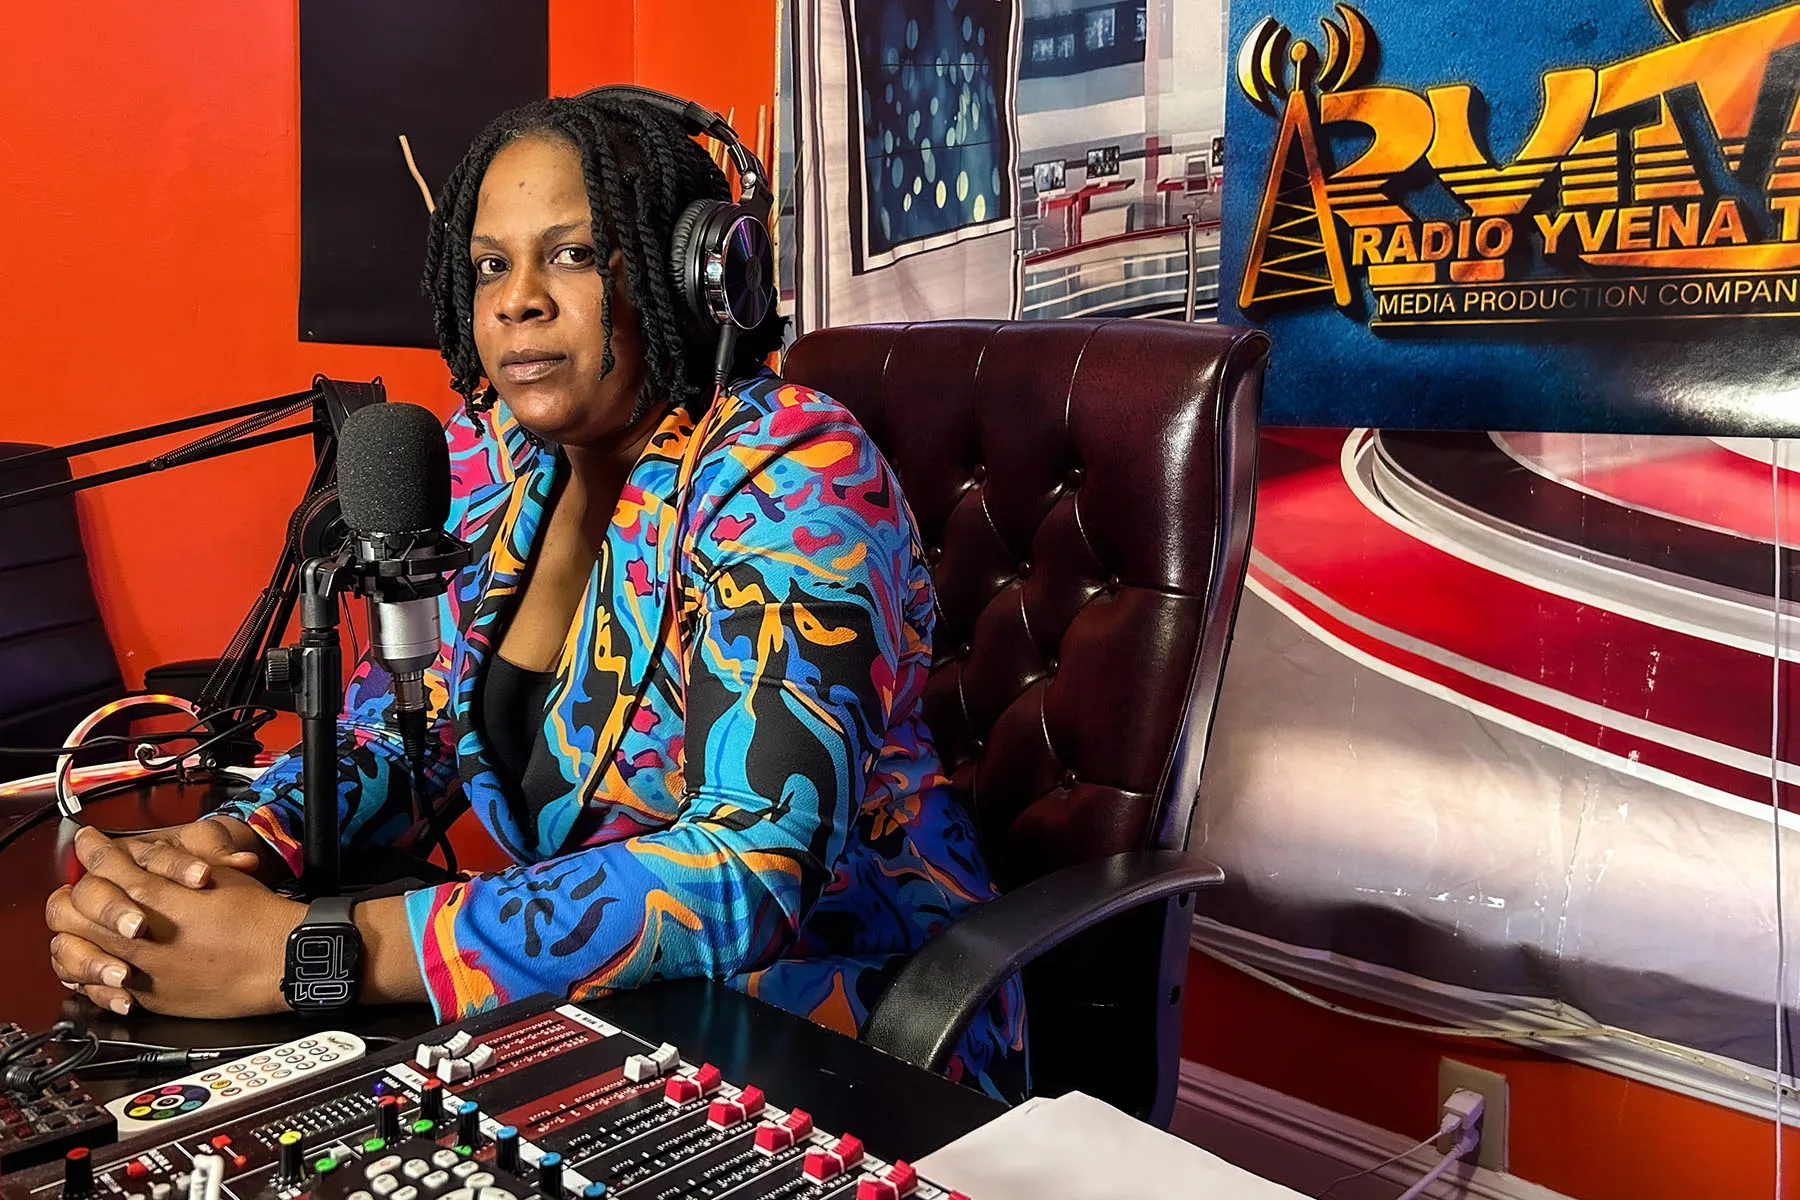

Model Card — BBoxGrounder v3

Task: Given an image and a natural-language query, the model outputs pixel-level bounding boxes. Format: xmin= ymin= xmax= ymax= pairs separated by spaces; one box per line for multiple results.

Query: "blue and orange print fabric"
xmin=218 ymin=370 xmax=1028 ymax=1103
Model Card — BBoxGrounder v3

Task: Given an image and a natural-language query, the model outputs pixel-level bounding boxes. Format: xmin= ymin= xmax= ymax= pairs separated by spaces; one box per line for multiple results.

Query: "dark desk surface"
xmin=0 ymin=777 xmax=1001 ymax=1164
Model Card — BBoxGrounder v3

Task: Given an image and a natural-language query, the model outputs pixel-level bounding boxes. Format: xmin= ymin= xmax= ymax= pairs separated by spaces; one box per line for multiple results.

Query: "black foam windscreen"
xmin=336 ymin=403 xmax=451 ymax=536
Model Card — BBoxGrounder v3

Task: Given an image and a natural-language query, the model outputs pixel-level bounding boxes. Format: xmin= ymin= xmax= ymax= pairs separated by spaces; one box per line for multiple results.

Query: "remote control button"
xmin=275 ymin=1046 xmax=295 ymax=1056
xmin=322 ymin=1053 xmax=340 ymax=1062
xmin=392 ymin=1188 xmax=419 ymax=1200
xmin=365 ymin=1155 xmax=403 ymax=1179
xmin=246 ymin=1078 xmax=265 ymax=1088
xmin=348 ymin=1193 xmax=375 ymax=1200
xmin=221 ymin=1087 xmax=241 ymax=1096
xmin=300 ymin=1039 xmax=317 ymax=1047
xmin=251 ymin=1055 xmax=271 ymax=1064
xmin=159 ymin=1085 xmax=183 ymax=1095
xmin=200 ymin=1073 xmax=220 ymax=1082
xmin=402 ymin=1159 xmax=430 ymax=1180
xmin=371 ymin=1177 xmax=400 ymax=1196
xmin=452 ymin=1161 xmax=480 ymax=1179
xmin=465 ymin=1173 xmax=494 ymax=1189
xmin=422 ymin=1171 xmax=450 ymax=1191
xmin=182 ymin=1100 xmax=203 ymax=1112
xmin=270 ymin=1069 xmax=291 ymax=1078
xmin=432 ymin=1150 xmax=460 ymax=1170
xmin=295 ymin=1060 xmax=316 ymax=1071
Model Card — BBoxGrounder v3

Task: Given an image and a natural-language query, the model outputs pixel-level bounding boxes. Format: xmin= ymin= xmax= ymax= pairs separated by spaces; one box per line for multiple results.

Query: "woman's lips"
xmin=499 ymin=356 xmax=566 ymax=383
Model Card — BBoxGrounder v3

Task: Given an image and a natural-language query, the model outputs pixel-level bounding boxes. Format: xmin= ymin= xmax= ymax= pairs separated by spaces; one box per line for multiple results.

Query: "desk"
xmin=0 ymin=778 xmax=1001 ymax=1165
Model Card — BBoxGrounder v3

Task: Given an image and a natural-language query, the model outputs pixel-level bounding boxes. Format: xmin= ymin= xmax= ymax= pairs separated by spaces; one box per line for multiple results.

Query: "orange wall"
xmin=0 ymin=0 xmax=774 ymax=690
xmin=1183 ymin=950 xmax=1793 ymax=1199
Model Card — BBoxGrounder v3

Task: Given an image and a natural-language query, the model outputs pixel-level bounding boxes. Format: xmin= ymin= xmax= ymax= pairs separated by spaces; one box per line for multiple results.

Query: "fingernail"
xmin=185 ymin=864 xmax=207 ymax=886
xmin=102 ymin=964 xmax=128 ymax=987
xmin=117 ymin=913 xmax=143 ymax=938
xmin=110 ymin=995 xmax=132 ymax=1015
xmin=60 ymin=980 xmax=78 ymax=991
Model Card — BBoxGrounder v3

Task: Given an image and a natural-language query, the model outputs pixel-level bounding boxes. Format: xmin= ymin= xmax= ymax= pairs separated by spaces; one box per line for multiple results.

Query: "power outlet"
xmin=1438 ymin=1058 xmax=1508 ymax=1171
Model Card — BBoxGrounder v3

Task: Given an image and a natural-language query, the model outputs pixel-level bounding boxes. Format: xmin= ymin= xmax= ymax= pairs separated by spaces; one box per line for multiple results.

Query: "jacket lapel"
xmin=446 ymin=401 xmax=699 ymax=861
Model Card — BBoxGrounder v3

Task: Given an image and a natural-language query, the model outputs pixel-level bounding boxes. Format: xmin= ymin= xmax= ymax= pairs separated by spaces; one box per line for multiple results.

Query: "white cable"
xmin=1313 ymin=1115 xmax=1456 ymax=1199
xmin=1773 ymin=438 xmax=1788 ymax=1200
xmin=1393 ymin=1126 xmax=1479 ymax=1200
xmin=1192 ymin=941 xmax=1783 ymax=1092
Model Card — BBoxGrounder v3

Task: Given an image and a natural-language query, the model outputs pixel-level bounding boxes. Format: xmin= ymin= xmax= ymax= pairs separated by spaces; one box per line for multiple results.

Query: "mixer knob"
xmin=536 ymin=1152 xmax=562 ymax=1197
xmin=456 ymin=1099 xmax=482 ymax=1148
xmin=276 ymin=1130 xmax=306 ymax=1184
xmin=420 ymin=1078 xmax=443 ymax=1124
xmin=494 ymin=1126 xmax=521 ymax=1174
xmin=377 ymin=1096 xmax=403 ymax=1141
xmin=63 ymin=1147 xmax=94 ymax=1200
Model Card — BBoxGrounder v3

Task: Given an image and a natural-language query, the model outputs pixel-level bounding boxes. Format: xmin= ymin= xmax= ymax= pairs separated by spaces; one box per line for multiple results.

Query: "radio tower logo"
xmin=1235 ymin=4 xmax=1376 ymax=311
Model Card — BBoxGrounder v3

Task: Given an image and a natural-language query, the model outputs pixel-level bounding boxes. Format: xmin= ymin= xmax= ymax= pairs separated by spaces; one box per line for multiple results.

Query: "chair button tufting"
xmin=1059 ymin=769 xmax=1078 ymax=789
xmin=926 ymin=546 xmax=943 ymax=565
xmin=1017 ymin=561 xmax=1033 ymax=579
xmin=1046 ymin=658 xmax=1059 ymax=674
xmin=970 ymin=464 xmax=988 ymax=484
xmin=959 ymin=642 xmax=972 ymax=658
xmin=1106 ymin=574 xmax=1122 ymax=592
xmin=971 ymin=739 xmax=986 ymax=754
xmin=1063 ymin=468 xmax=1084 ymax=490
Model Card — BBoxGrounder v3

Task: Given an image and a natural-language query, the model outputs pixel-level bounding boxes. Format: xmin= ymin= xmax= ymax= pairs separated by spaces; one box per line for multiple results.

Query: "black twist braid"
xmin=420 ymin=94 xmax=787 ymax=428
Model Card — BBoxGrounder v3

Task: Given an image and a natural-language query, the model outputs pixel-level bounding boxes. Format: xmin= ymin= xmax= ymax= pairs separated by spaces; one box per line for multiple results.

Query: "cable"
xmin=1191 ymin=941 xmax=1789 ymax=1093
xmin=1314 ymin=1115 xmax=1456 ymax=1199
xmin=1394 ymin=1125 xmax=1479 ymax=1200
xmin=0 ymin=730 xmax=229 ymax=757
xmin=1773 ymin=439 xmax=1789 ymax=1198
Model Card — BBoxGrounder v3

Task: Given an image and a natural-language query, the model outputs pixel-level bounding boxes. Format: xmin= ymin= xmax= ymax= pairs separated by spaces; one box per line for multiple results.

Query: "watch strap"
xmin=304 ymin=895 xmax=357 ymax=927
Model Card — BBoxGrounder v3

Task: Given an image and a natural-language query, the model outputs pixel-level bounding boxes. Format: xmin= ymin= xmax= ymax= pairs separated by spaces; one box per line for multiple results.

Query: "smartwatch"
xmin=281 ymin=895 xmax=363 ymax=1012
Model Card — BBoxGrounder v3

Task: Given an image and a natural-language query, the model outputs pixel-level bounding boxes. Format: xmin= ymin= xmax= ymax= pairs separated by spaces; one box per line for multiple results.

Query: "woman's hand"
xmin=45 ymin=827 xmax=304 ymax=1017
xmin=114 ymin=816 xmax=277 ymax=887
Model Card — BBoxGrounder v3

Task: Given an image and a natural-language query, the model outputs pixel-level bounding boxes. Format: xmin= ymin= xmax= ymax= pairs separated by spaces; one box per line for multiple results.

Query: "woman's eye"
xmin=472 ymin=256 xmax=507 ymax=280
xmin=552 ymin=245 xmax=595 ymax=267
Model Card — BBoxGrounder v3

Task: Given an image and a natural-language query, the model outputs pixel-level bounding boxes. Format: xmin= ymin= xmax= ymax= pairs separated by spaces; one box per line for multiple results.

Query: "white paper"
xmin=917 ymin=1091 xmax=1305 ymax=1200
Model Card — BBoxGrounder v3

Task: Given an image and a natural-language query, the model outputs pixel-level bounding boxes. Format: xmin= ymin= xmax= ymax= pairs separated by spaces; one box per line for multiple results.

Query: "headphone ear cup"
xmin=669 ymin=202 xmax=715 ymax=329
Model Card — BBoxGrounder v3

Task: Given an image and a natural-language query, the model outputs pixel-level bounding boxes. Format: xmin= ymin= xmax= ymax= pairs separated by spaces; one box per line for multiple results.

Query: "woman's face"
xmin=470 ymin=134 xmax=647 ymax=447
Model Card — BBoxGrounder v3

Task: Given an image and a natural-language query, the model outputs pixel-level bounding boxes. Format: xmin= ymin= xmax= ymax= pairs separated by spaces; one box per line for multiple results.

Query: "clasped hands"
xmin=43 ymin=818 xmax=308 ymax=1018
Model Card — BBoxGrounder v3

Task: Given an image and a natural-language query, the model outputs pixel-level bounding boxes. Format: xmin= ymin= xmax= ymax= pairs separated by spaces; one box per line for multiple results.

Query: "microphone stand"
xmin=268 ymin=536 xmax=471 ymax=901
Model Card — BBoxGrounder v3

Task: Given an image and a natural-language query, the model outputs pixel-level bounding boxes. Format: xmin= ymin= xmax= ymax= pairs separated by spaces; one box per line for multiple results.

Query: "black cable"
xmin=0 ymin=802 xmax=58 ymax=855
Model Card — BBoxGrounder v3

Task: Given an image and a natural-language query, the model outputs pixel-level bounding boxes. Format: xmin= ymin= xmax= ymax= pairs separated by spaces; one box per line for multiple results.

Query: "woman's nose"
xmin=496 ymin=264 xmax=554 ymax=323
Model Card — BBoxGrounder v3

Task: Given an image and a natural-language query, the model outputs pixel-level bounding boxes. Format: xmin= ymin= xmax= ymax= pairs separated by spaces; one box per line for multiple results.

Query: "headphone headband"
xmin=574 ymin=84 xmax=769 ymax=220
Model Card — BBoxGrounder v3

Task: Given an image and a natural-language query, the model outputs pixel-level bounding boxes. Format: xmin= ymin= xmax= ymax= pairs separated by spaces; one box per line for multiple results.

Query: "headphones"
xmin=574 ymin=85 xmax=777 ymax=391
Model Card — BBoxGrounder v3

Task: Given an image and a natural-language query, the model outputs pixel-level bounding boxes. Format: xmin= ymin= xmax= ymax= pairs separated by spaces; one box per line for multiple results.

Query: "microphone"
xmin=334 ymin=403 xmax=455 ymax=766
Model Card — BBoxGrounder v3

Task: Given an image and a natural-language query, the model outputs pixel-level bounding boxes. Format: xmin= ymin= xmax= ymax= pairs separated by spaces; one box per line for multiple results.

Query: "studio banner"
xmin=1218 ymin=0 xmax=1800 ymax=432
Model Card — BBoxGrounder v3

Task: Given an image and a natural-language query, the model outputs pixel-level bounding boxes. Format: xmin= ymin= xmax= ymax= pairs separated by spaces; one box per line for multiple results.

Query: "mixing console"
xmin=0 ymin=1000 xmax=969 ymax=1200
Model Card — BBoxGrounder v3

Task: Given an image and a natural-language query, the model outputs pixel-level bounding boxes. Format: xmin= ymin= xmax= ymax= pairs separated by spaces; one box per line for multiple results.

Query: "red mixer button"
xmin=886 ymin=1162 xmax=919 ymax=1195
xmin=831 ymin=1134 xmax=864 ymax=1168
xmin=124 ymin=1160 xmax=149 ymax=1181
xmin=753 ymin=1124 xmax=794 ymax=1154
xmin=707 ymin=1099 xmax=745 ymax=1129
xmin=692 ymin=1063 xmax=722 ymax=1095
xmin=856 ymin=1182 xmax=899 ymax=1200
xmin=664 ymin=1076 xmax=701 ymax=1105
xmin=782 ymin=1109 xmax=814 ymax=1137
xmin=737 ymin=1085 xmax=766 ymax=1116
xmin=210 ymin=1136 xmax=232 ymax=1150
xmin=802 ymin=1149 xmax=842 ymax=1182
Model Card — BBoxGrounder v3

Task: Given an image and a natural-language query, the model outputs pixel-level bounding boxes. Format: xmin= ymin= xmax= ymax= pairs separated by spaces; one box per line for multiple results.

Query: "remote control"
xmin=106 ymin=1032 xmax=365 ymax=1135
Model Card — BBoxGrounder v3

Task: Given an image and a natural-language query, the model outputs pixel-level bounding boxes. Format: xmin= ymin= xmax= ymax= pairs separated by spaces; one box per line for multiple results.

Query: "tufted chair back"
xmin=784 ymin=319 xmax=1267 ymax=1116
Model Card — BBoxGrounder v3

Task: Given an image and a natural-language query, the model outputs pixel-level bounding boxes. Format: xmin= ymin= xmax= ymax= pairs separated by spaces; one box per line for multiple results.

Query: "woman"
xmin=43 ymin=91 xmax=1026 ymax=1102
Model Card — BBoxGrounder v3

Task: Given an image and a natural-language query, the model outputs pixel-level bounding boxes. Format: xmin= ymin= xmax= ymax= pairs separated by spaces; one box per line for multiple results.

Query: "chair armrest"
xmin=861 ymin=849 xmax=1224 ymax=1074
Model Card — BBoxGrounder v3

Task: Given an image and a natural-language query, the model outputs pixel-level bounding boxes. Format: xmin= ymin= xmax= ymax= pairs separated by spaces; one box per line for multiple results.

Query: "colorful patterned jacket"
xmin=220 ymin=370 xmax=1027 ymax=1102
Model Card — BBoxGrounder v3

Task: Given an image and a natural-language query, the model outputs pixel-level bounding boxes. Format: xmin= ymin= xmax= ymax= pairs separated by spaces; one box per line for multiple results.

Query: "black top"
xmin=483 ymin=656 xmax=559 ymax=804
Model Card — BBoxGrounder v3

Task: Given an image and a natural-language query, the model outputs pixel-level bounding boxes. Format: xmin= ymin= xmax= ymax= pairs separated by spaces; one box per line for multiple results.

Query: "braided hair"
xmin=422 ymin=94 xmax=786 ymax=424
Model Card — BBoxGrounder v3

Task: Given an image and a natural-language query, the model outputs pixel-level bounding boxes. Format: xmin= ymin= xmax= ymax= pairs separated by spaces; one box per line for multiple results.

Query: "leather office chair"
xmin=783 ymin=318 xmax=1269 ymax=1126
xmin=0 ymin=444 xmax=131 ymax=782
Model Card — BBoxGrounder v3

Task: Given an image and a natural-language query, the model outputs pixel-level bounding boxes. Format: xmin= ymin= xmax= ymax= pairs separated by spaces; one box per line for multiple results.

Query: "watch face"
xmin=283 ymin=925 xmax=361 ymax=1010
